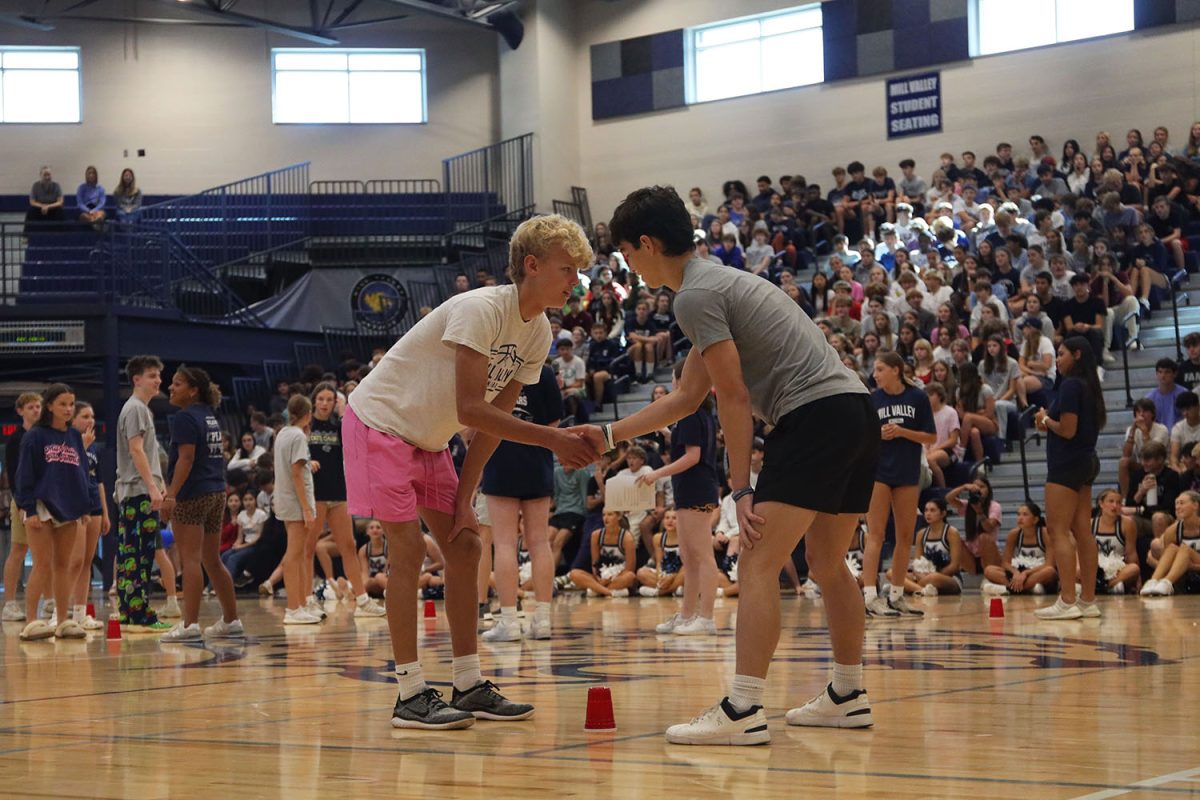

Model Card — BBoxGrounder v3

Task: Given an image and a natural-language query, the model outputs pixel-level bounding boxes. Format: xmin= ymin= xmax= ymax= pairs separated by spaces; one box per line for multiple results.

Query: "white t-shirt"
xmin=555 ymin=354 xmax=587 ymax=390
xmin=349 ymin=284 xmax=551 ymax=451
xmin=1124 ymin=421 xmax=1169 ymax=460
xmin=1022 ymin=335 xmax=1057 ymax=381
xmin=236 ymin=508 xmax=268 ymax=545
xmin=1171 ymin=418 xmax=1200 ymax=449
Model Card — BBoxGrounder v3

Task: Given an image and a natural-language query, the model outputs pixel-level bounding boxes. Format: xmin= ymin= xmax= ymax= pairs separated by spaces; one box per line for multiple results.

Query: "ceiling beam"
xmin=373 ymin=0 xmax=496 ymax=30
xmin=145 ymin=0 xmax=340 ymax=44
xmin=0 ymin=13 xmax=55 ymax=31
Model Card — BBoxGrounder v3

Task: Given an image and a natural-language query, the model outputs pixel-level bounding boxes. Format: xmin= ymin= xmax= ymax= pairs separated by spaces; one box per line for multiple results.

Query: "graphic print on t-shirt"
xmin=877 ymin=401 xmax=919 ymax=426
xmin=488 ymin=343 xmax=526 ymax=394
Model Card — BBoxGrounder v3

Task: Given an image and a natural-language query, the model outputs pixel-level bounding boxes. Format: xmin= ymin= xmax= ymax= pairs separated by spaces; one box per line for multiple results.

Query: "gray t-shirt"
xmin=116 ymin=396 xmax=163 ymax=501
xmin=672 ymin=257 xmax=866 ymax=426
xmin=30 ymin=180 xmax=62 ymax=205
xmin=978 ymin=359 xmax=1019 ymax=396
xmin=272 ymin=425 xmax=314 ymax=520
xmin=898 ymin=175 xmax=927 ymax=199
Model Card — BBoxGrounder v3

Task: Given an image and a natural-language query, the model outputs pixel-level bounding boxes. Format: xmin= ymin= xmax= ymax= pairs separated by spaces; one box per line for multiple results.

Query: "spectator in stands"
xmin=227 ymin=432 xmax=265 ymax=475
xmin=1129 ymin=223 xmax=1171 ymax=313
xmin=2 ymin=392 xmax=41 ymax=623
xmin=1148 ymin=195 xmax=1188 ymax=272
xmin=978 ymin=334 xmax=1020 ymax=436
xmin=1170 ymin=392 xmax=1200 ymax=473
xmin=76 ymin=165 xmax=106 ymax=227
xmin=623 ymin=299 xmax=659 ymax=383
xmin=222 ymin=490 xmax=266 ymax=587
xmin=562 ymin=295 xmax=593 ymax=334
xmin=1179 ymin=333 xmax=1200 ymax=391
xmin=957 ymin=355 xmax=998 ymax=463
xmin=897 ymin=159 xmax=926 ymax=212
xmin=554 ymin=339 xmax=587 ymax=421
xmin=1140 ymin=490 xmax=1200 ymax=596
xmin=453 ymin=273 xmax=470 ymax=294
xmin=750 ymin=175 xmax=776 ymax=214
xmin=1090 ymin=253 xmax=1139 ymax=356
xmin=1062 ymin=274 xmax=1108 ymax=364
xmin=220 ymin=493 xmax=240 ymax=555
xmin=113 ymin=168 xmax=142 ymax=223
xmin=745 ymin=222 xmax=774 ymax=276
xmin=25 ymin=165 xmax=64 ymax=231
xmin=1126 ymin=440 xmax=1182 ymax=557
xmin=685 ymin=187 xmax=708 ymax=220
xmin=1066 ymin=153 xmax=1090 ymax=195
xmin=1120 ymin=398 xmax=1170 ymax=497
xmin=13 ymin=383 xmax=89 ymax=641
xmin=925 ymin=382 xmax=958 ymax=487
xmin=249 ymin=412 xmax=273 ymax=450
xmin=713 ymin=232 xmax=745 ymax=269
xmin=586 ymin=321 xmax=624 ymax=410
xmin=1147 ymin=359 xmax=1187 ymax=431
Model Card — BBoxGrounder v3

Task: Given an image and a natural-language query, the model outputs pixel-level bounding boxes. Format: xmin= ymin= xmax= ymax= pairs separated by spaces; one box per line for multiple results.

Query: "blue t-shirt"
xmin=84 ymin=443 xmax=101 ymax=513
xmin=873 ymin=384 xmax=935 ymax=486
xmin=669 ymin=407 xmax=719 ymax=508
xmin=481 ymin=365 xmax=564 ymax=499
xmin=624 ymin=311 xmax=659 ymax=339
xmin=1047 ymin=376 xmax=1099 ymax=470
xmin=14 ymin=425 xmax=91 ymax=522
xmin=1145 ymin=385 xmax=1187 ymax=432
xmin=168 ymin=404 xmax=226 ymax=501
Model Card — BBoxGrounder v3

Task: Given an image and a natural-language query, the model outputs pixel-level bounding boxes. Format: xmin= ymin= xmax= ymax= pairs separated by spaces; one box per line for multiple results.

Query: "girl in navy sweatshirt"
xmin=14 ymin=384 xmax=90 ymax=641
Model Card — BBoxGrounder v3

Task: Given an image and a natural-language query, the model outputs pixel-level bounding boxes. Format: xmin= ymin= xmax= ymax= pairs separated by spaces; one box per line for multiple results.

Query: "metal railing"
xmin=1169 ymin=268 xmax=1190 ymax=362
xmin=140 ymin=162 xmax=311 ymax=269
xmin=442 ymin=133 xmax=533 ymax=223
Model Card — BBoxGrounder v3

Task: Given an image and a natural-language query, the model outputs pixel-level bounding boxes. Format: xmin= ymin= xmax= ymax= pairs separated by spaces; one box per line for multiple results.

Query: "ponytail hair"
xmin=176 ymin=364 xmax=222 ymax=407
xmin=1062 ymin=335 xmax=1106 ymax=430
xmin=1021 ymin=501 xmax=1044 ymax=526
xmin=875 ymin=350 xmax=913 ymax=386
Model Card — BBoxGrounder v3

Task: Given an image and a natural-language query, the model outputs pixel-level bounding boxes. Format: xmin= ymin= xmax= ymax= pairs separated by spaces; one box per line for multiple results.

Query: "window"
xmin=686 ymin=5 xmax=823 ymax=105
xmin=974 ymin=0 xmax=1134 ymax=56
xmin=0 ymin=47 xmax=81 ymax=123
xmin=272 ymin=49 xmax=426 ymax=124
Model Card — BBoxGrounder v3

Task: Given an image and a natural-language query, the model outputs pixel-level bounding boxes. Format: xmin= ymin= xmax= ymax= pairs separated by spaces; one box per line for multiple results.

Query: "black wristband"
xmin=731 ymin=486 xmax=755 ymax=503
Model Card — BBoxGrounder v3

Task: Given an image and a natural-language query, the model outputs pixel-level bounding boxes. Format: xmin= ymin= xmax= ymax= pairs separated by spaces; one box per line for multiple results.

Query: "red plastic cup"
xmin=584 ymin=686 xmax=617 ymax=731
xmin=423 ymin=600 xmax=436 ymax=618
xmin=86 ymin=603 xmax=95 ymax=618
xmin=989 ymin=597 xmax=1004 ymax=618
xmin=106 ymin=615 xmax=122 ymax=640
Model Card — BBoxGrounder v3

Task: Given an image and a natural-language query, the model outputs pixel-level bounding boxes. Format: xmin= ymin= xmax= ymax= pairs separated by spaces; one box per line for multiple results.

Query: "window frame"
xmin=270 ymin=47 xmax=428 ymax=126
xmin=0 ymin=46 xmax=82 ymax=125
xmin=970 ymin=0 xmax=1135 ymax=58
xmin=684 ymin=4 xmax=824 ymax=106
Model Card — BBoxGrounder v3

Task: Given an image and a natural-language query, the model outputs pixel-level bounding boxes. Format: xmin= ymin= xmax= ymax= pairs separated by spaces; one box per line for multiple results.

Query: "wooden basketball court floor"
xmin=1 ymin=593 xmax=1199 ymax=799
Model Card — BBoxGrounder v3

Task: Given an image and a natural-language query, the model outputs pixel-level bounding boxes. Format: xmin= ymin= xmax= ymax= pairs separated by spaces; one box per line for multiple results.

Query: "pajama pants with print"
xmin=117 ymin=494 xmax=160 ymax=625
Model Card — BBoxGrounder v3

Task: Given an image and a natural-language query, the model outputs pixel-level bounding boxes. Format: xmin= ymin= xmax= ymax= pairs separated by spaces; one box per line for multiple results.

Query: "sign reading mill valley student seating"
xmin=886 ymin=71 xmax=942 ymax=139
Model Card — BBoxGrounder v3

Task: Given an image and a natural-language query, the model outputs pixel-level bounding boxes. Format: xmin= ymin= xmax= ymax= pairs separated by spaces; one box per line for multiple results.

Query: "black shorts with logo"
xmin=754 ymin=393 xmax=880 ymax=515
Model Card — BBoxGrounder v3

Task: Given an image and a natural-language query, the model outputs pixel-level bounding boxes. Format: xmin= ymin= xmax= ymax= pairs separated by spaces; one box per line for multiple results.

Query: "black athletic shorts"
xmin=1046 ymin=454 xmax=1100 ymax=491
xmin=549 ymin=512 xmax=585 ymax=535
xmin=754 ymin=393 xmax=880 ymax=515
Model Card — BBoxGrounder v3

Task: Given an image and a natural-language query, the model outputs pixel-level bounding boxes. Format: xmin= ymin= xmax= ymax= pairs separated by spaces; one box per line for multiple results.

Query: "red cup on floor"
xmin=989 ymin=597 xmax=1004 ymax=618
xmin=423 ymin=600 xmax=436 ymax=618
xmin=86 ymin=603 xmax=95 ymax=619
xmin=106 ymin=615 xmax=122 ymax=640
xmin=584 ymin=686 xmax=617 ymax=731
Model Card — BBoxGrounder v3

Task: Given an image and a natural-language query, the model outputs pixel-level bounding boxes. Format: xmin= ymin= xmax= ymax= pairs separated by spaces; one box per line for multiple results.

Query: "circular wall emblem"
xmin=351 ymin=274 xmax=408 ymax=331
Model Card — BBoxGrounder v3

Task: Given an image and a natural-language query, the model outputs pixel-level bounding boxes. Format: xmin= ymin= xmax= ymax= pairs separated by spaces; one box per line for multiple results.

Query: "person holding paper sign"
xmin=576 ymin=186 xmax=880 ymax=746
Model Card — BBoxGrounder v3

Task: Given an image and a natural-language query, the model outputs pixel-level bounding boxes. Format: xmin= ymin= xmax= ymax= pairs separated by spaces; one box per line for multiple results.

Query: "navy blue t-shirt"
xmin=873 ymin=384 xmax=935 ymax=486
xmin=84 ymin=443 xmax=101 ymax=513
xmin=309 ymin=415 xmax=347 ymax=502
xmin=482 ymin=365 xmax=564 ymax=499
xmin=1046 ymin=376 xmax=1099 ymax=469
xmin=586 ymin=339 xmax=624 ymax=371
xmin=624 ymin=311 xmax=659 ymax=339
xmin=670 ymin=407 xmax=719 ymax=508
xmin=168 ymin=404 xmax=226 ymax=501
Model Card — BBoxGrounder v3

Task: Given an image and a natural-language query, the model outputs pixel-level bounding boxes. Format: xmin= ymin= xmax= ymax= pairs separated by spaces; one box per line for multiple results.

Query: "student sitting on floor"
xmin=637 ymin=508 xmax=683 ymax=597
xmin=567 ymin=510 xmax=636 ymax=597
xmin=1140 ymin=491 xmax=1200 ymax=596
xmin=356 ymin=519 xmax=388 ymax=599
xmin=905 ymin=497 xmax=963 ymax=596
xmin=982 ymin=501 xmax=1057 ymax=595
xmin=1092 ymin=489 xmax=1140 ymax=595
xmin=418 ymin=531 xmax=445 ymax=600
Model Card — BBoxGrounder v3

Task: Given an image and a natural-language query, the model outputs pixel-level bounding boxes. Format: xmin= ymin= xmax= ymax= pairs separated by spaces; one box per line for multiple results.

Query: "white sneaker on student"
xmin=1139 ymin=580 xmax=1160 ymax=596
xmin=305 ymin=597 xmax=328 ymax=620
xmin=865 ymin=596 xmax=900 ymax=618
xmin=283 ymin=607 xmax=322 ymax=625
xmin=481 ymin=617 xmax=522 ymax=642
xmin=673 ymin=616 xmax=717 ymax=636
xmin=655 ymin=613 xmax=686 ymax=634
xmin=160 ymin=622 xmax=201 ymax=642
xmin=354 ymin=597 xmax=386 ymax=618
xmin=1077 ymin=600 xmax=1102 ymax=618
xmin=529 ymin=616 xmax=552 ymax=640
xmin=1031 ymin=583 xmax=1046 ymax=595
xmin=921 ymin=584 xmax=938 ymax=597
xmin=786 ymin=684 xmax=873 ymax=729
xmin=665 ymin=698 xmax=770 ymax=746
xmin=610 ymin=588 xmax=630 ymax=598
xmin=638 ymin=586 xmax=660 ymax=597
xmin=1158 ymin=578 xmax=1174 ymax=596
xmin=981 ymin=581 xmax=1009 ymax=596
xmin=1110 ymin=581 xmax=1125 ymax=595
xmin=204 ymin=618 xmax=245 ymax=638
xmin=2 ymin=601 xmax=26 ymax=622
xmin=160 ymin=597 xmax=182 ymax=619
xmin=1034 ymin=598 xmax=1082 ymax=620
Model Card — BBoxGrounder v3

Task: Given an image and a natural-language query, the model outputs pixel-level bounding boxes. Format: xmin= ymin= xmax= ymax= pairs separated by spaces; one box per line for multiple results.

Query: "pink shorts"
xmin=342 ymin=406 xmax=458 ymax=523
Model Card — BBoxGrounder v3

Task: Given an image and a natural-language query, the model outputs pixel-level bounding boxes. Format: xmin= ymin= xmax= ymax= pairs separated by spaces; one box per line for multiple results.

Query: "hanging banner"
xmin=886 ymin=71 xmax=942 ymax=139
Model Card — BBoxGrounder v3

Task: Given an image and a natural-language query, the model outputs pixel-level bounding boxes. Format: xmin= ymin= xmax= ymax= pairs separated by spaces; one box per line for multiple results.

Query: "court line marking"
xmin=1067 ymin=767 xmax=1200 ymax=800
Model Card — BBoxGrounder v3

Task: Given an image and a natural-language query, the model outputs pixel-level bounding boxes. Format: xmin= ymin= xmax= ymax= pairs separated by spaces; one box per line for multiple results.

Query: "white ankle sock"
xmin=452 ymin=654 xmax=482 ymax=692
xmin=831 ymin=662 xmax=863 ymax=697
xmin=357 ymin=593 xmax=370 ymax=606
xmin=74 ymin=604 xmax=86 ymax=621
xmin=307 ymin=594 xmax=317 ymax=605
xmin=394 ymin=661 xmax=426 ymax=701
xmin=863 ymin=586 xmax=877 ymax=601
xmin=727 ymin=674 xmax=766 ymax=713
xmin=499 ymin=606 xmax=518 ymax=622
xmin=888 ymin=584 xmax=903 ymax=603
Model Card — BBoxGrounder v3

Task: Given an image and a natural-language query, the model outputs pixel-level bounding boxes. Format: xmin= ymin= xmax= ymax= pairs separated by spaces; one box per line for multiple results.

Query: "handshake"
xmin=548 ymin=425 xmax=611 ymax=469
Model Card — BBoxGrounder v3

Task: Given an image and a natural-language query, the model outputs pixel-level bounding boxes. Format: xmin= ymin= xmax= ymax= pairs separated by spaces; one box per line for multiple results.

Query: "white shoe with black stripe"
xmin=786 ymin=684 xmax=873 ymax=729
xmin=665 ymin=698 xmax=770 ymax=746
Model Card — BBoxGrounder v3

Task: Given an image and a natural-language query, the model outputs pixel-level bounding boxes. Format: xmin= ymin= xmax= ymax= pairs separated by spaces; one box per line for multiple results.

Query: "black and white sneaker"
xmin=786 ymin=684 xmax=873 ymax=729
xmin=665 ymin=698 xmax=770 ymax=745
xmin=887 ymin=595 xmax=924 ymax=617
xmin=451 ymin=680 xmax=535 ymax=721
xmin=391 ymin=688 xmax=476 ymax=730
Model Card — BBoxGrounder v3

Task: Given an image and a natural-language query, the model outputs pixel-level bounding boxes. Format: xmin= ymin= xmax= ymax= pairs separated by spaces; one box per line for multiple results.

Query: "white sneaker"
xmin=160 ymin=597 xmax=182 ymax=618
xmin=673 ymin=616 xmax=717 ymax=636
xmin=283 ymin=607 xmax=322 ymax=625
xmin=354 ymin=597 xmax=386 ymax=618
xmin=786 ymin=684 xmax=873 ymax=729
xmin=481 ymin=617 xmax=522 ymax=642
xmin=205 ymin=618 xmax=245 ymax=638
xmin=19 ymin=620 xmax=55 ymax=640
xmin=656 ymin=613 xmax=686 ymax=634
xmin=1158 ymin=578 xmax=1174 ymax=596
xmin=887 ymin=595 xmax=924 ymax=617
xmin=865 ymin=596 xmax=900 ymax=618
xmin=79 ymin=615 xmax=103 ymax=631
xmin=674 ymin=586 xmax=684 ymax=597
xmin=638 ymin=586 xmax=660 ymax=597
xmin=610 ymin=589 xmax=630 ymax=598
xmin=1111 ymin=581 xmax=1125 ymax=595
xmin=1032 ymin=583 xmax=1046 ymax=595
xmin=1078 ymin=600 xmax=1102 ymax=618
xmin=1035 ymin=598 xmax=1082 ymax=620
xmin=665 ymin=698 xmax=770 ymax=746
xmin=160 ymin=622 xmax=201 ymax=642
xmin=981 ymin=581 xmax=1009 ymax=596
xmin=1139 ymin=580 xmax=1160 ymax=597
xmin=40 ymin=599 xmax=55 ymax=619
xmin=2 ymin=601 xmax=26 ymax=621
xmin=305 ymin=597 xmax=328 ymax=620
xmin=921 ymin=584 xmax=938 ymax=597
xmin=529 ymin=616 xmax=552 ymax=640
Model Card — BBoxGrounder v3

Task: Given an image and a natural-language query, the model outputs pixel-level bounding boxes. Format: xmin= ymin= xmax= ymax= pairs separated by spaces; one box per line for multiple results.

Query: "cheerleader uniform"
xmin=658 ymin=532 xmax=682 ymax=576
xmin=1178 ymin=523 xmax=1200 ymax=592
xmin=1007 ymin=526 xmax=1051 ymax=589
xmin=593 ymin=528 xmax=629 ymax=580
xmin=1093 ymin=516 xmax=1127 ymax=593
xmin=916 ymin=524 xmax=961 ymax=589
xmin=365 ymin=538 xmax=389 ymax=578
xmin=516 ymin=534 xmax=532 ymax=585
xmin=845 ymin=523 xmax=866 ymax=578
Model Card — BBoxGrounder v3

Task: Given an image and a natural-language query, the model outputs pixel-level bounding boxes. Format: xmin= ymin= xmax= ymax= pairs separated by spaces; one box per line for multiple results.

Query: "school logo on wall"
xmin=351 ymin=274 xmax=408 ymax=331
